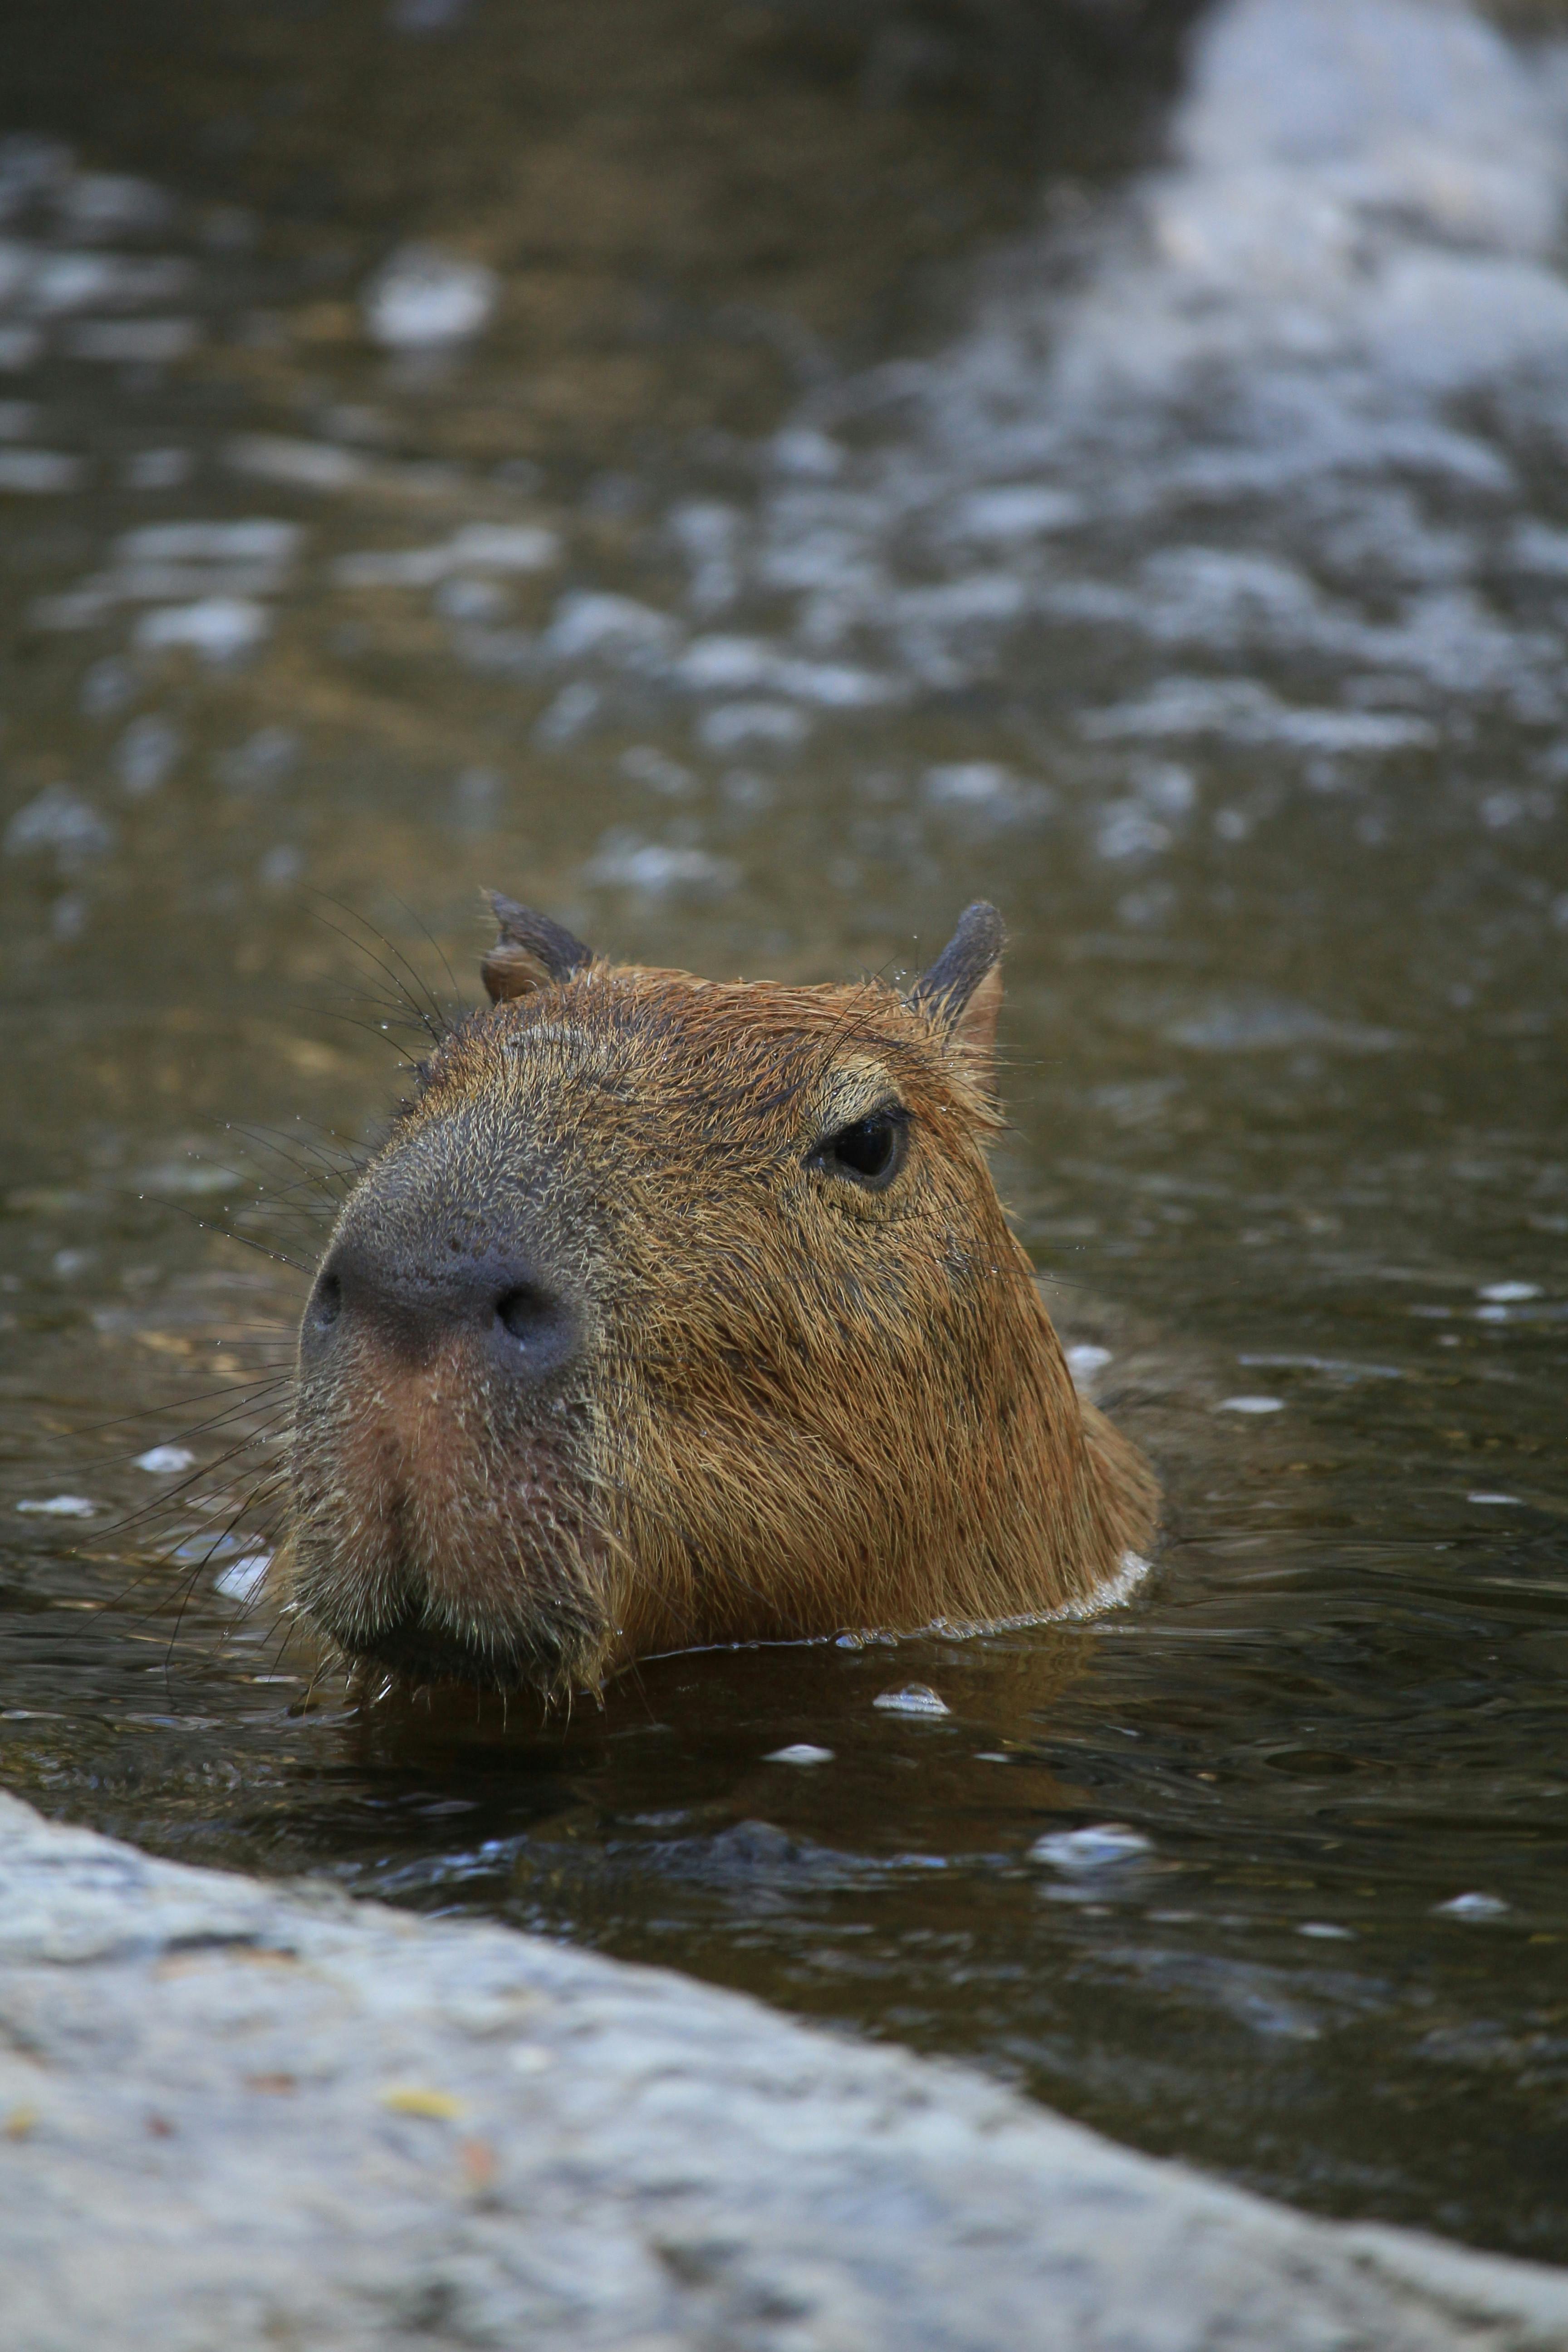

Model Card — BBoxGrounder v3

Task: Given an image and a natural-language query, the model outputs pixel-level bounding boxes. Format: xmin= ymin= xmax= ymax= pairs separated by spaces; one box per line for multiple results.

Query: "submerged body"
xmin=289 ymin=899 xmax=1157 ymax=1695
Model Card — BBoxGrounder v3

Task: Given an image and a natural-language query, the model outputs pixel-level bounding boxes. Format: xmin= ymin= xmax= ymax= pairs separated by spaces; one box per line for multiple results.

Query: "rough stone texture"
xmin=2 ymin=1793 xmax=1567 ymax=2351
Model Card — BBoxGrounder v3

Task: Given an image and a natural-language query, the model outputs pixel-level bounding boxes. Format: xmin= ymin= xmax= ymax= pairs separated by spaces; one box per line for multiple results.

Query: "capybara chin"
xmin=287 ymin=896 xmax=1158 ymax=1697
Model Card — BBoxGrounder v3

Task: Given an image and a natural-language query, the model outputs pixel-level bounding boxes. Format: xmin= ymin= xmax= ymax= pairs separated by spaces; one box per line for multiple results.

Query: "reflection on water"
xmin=2 ymin=0 xmax=1567 ymax=2264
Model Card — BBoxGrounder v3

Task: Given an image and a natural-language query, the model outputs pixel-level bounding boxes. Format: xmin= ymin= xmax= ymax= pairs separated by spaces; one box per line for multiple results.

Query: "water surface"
xmin=1 ymin=0 xmax=1566 ymax=2263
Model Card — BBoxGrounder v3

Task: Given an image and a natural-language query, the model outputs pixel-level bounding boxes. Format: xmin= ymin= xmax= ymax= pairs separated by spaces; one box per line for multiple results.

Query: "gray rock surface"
xmin=2 ymin=1790 xmax=1566 ymax=2351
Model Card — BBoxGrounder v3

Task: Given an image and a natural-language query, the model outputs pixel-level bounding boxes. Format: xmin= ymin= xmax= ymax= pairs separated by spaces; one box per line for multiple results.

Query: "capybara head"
xmin=288 ymin=897 xmax=1157 ymax=1696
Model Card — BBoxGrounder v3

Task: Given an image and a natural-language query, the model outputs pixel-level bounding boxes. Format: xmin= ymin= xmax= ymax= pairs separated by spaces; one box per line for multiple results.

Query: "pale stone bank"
xmin=2 ymin=1793 xmax=1567 ymax=2350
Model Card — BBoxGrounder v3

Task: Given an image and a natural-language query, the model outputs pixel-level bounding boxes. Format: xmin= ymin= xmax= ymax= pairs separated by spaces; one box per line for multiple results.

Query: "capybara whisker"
xmin=304 ymin=899 xmax=455 ymax=1048
xmin=305 ymin=893 xmax=454 ymax=1034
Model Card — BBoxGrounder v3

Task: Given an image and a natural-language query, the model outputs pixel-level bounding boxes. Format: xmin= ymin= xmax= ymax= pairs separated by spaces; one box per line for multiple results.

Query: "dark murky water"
xmin=2 ymin=0 xmax=1567 ymax=2265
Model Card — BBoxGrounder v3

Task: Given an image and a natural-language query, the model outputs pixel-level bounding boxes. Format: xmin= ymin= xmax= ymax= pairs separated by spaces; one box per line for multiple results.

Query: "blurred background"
xmin=1 ymin=0 xmax=1566 ymax=2263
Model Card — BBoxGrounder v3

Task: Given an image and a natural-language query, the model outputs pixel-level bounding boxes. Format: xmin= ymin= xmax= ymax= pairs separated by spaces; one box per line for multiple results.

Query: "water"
xmin=2 ymin=0 xmax=1567 ymax=2264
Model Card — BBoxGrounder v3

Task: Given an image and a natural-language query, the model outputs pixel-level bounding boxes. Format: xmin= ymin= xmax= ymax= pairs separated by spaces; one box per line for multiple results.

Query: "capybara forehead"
xmin=411 ymin=963 xmax=984 ymax=1142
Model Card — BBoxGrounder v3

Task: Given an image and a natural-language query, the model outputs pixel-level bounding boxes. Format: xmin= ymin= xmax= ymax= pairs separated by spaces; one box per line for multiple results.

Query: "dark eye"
xmin=816 ymin=1107 xmax=908 ymax=1190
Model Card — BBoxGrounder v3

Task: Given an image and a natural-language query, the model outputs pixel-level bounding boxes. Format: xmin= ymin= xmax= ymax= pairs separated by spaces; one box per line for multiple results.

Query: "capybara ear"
xmin=480 ymin=892 xmax=593 ymax=1003
xmin=910 ymin=901 xmax=1005 ymax=1077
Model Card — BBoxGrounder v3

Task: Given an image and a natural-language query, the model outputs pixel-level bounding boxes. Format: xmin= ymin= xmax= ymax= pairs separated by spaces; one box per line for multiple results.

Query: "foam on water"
xmin=1032 ymin=1824 xmax=1153 ymax=1872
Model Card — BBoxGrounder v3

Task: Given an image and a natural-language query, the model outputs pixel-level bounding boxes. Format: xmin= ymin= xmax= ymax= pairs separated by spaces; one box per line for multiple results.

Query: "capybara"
xmin=287 ymin=897 xmax=1158 ymax=1695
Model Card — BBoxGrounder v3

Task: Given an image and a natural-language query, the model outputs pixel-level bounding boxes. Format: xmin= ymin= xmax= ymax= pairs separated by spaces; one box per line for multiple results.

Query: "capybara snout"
xmin=287 ymin=895 xmax=1158 ymax=1696
xmin=303 ymin=1115 xmax=584 ymax=1386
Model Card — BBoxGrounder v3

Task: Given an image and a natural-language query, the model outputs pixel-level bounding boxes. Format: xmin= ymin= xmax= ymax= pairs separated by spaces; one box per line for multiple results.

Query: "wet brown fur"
xmin=288 ymin=908 xmax=1159 ymax=1696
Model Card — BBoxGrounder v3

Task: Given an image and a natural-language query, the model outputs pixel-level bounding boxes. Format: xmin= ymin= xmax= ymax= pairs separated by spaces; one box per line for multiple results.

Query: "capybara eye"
xmin=311 ymin=1272 xmax=343 ymax=1329
xmin=818 ymin=1109 xmax=907 ymax=1189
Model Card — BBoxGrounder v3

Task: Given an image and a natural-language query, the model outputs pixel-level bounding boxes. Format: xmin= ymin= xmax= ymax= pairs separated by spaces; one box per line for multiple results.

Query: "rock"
xmin=0 ymin=1790 xmax=1565 ymax=2351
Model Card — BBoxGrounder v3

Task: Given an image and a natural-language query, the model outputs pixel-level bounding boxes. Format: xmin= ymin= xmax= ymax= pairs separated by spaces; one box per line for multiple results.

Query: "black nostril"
xmin=303 ymin=1232 xmax=577 ymax=1382
xmin=494 ymin=1282 xmax=575 ymax=1379
xmin=496 ymin=1285 xmax=553 ymax=1342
